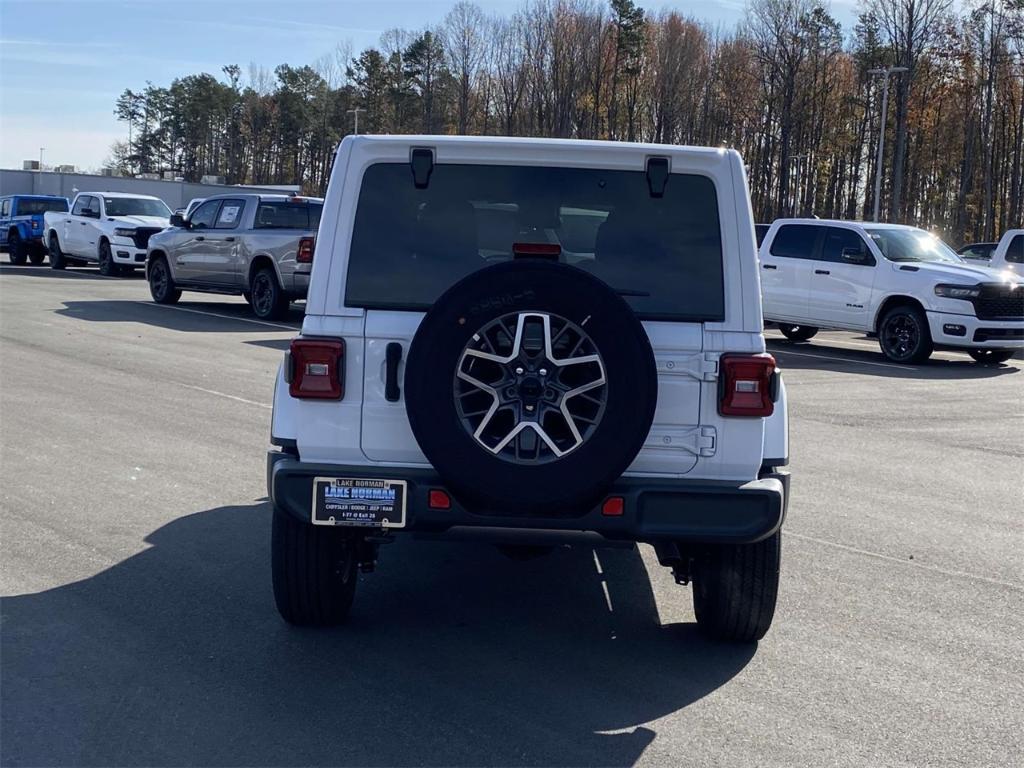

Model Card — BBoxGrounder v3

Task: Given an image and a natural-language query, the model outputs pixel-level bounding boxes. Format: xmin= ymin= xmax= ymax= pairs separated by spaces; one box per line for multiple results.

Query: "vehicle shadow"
xmin=56 ymin=299 xmax=304 ymax=332
xmin=0 ymin=263 xmax=146 ymax=279
xmin=0 ymin=502 xmax=754 ymax=767
xmin=767 ymin=339 xmax=1020 ymax=380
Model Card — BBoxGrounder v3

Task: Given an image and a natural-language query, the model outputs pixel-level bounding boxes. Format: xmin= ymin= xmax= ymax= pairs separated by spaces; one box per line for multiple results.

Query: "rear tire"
xmin=778 ymin=325 xmax=818 ymax=342
xmin=28 ymin=246 xmax=46 ymax=266
xmin=250 ymin=266 xmax=289 ymax=320
xmin=692 ymin=532 xmax=781 ymax=643
xmin=878 ymin=305 xmax=933 ymax=364
xmin=272 ymin=505 xmax=358 ymax=626
xmin=8 ymin=231 xmax=27 ymax=265
xmin=147 ymin=256 xmax=181 ymax=304
xmin=48 ymin=234 xmax=66 ymax=270
xmin=968 ymin=349 xmax=1015 ymax=365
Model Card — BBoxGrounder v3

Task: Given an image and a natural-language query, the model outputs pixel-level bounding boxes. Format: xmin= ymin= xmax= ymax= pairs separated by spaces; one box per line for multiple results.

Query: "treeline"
xmin=110 ymin=0 xmax=1024 ymax=243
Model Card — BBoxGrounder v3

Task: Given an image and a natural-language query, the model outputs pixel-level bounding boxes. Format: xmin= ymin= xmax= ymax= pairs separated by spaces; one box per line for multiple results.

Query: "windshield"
xmin=18 ymin=198 xmax=68 ymax=215
xmin=104 ymin=197 xmax=171 ymax=218
xmin=865 ymin=228 xmax=963 ymax=263
xmin=346 ymin=162 xmax=725 ymax=321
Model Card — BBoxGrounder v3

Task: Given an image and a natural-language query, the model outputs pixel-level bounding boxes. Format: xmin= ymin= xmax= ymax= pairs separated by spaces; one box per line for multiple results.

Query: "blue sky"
xmin=0 ymin=0 xmax=859 ymax=172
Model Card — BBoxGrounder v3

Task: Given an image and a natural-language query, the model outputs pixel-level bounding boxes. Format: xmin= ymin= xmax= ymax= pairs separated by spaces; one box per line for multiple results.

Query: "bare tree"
xmin=443 ymin=1 xmax=487 ymax=133
xmin=869 ymin=0 xmax=953 ymax=221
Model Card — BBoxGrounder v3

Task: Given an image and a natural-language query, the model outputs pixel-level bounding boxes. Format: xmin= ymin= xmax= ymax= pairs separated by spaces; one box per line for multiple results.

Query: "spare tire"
xmin=404 ymin=260 xmax=657 ymax=517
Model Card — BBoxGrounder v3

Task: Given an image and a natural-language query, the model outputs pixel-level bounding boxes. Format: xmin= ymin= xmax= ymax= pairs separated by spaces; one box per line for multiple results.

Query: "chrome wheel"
xmin=454 ymin=311 xmax=607 ymax=464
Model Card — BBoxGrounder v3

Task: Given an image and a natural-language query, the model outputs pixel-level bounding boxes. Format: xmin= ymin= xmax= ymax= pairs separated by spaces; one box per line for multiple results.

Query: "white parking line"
xmin=179 ymin=384 xmax=272 ymax=409
xmin=137 ymin=302 xmax=299 ymax=331
xmin=770 ymin=347 xmax=917 ymax=371
xmin=788 ymin=531 xmax=1023 ymax=591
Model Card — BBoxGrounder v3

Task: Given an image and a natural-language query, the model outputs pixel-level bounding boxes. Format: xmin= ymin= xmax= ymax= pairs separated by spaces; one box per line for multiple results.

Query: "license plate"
xmin=311 ymin=477 xmax=407 ymax=528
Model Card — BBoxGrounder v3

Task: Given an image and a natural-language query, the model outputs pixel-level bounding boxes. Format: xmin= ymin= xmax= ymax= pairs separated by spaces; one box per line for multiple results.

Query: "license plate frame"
xmin=311 ymin=477 xmax=407 ymax=528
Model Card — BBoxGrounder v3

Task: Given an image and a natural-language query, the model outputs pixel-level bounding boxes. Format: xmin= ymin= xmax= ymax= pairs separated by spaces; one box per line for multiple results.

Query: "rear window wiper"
xmin=615 ymin=288 xmax=651 ymax=297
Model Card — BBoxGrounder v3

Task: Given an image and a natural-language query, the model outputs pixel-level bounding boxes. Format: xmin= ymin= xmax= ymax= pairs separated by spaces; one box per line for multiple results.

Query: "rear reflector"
xmin=719 ymin=354 xmax=776 ymax=417
xmin=297 ymin=237 xmax=315 ymax=263
xmin=602 ymin=496 xmax=624 ymax=516
xmin=288 ymin=338 xmax=345 ymax=399
xmin=428 ymin=489 xmax=451 ymax=509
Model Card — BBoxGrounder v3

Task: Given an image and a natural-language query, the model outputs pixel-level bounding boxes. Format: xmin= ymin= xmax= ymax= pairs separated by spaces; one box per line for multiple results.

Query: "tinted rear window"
xmin=1008 ymin=235 xmax=1024 ymax=264
xmin=770 ymin=225 xmax=820 ymax=258
xmin=254 ymin=202 xmax=322 ymax=230
xmin=17 ymin=198 xmax=68 ymax=215
xmin=345 ymin=163 xmax=725 ymax=321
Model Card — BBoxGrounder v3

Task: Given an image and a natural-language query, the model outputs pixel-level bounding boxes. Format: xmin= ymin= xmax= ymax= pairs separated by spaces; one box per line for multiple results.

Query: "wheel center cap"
xmin=518 ymin=376 xmax=542 ymax=399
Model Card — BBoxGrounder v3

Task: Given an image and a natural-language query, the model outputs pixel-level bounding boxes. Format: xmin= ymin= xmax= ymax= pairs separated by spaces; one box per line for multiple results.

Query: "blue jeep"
xmin=1 ymin=195 xmax=70 ymax=265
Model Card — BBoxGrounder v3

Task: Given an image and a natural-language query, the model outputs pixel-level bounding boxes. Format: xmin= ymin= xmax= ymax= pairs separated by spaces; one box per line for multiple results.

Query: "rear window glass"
xmin=254 ymin=202 xmax=322 ymax=230
xmin=770 ymin=225 xmax=820 ymax=258
xmin=1008 ymin=235 xmax=1024 ymax=264
xmin=17 ymin=198 xmax=68 ymax=215
xmin=345 ymin=163 xmax=725 ymax=321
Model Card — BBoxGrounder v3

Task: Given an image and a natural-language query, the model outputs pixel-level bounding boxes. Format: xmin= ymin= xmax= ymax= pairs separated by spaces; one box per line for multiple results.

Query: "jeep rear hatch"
xmin=348 ymin=160 xmax=726 ymax=474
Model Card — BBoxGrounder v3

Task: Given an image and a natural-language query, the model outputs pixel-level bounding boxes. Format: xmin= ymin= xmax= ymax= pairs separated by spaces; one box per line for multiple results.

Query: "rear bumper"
xmin=288 ymin=271 xmax=310 ymax=299
xmin=267 ymin=452 xmax=788 ymax=545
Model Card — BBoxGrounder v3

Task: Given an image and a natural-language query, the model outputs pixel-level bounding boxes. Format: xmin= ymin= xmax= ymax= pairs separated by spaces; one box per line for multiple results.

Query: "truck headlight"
xmin=113 ymin=227 xmax=136 ymax=238
xmin=934 ymin=284 xmax=981 ymax=299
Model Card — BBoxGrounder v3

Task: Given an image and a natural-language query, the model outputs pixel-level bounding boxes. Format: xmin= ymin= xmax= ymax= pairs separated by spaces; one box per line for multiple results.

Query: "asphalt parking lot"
xmin=1 ymin=263 xmax=1022 ymax=768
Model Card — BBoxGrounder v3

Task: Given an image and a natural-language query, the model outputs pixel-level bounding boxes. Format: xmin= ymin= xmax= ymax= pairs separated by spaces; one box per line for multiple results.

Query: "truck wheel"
xmin=271 ymin=505 xmax=358 ymax=626
xmin=48 ymin=234 xmax=66 ymax=270
xmin=98 ymin=241 xmax=118 ymax=276
xmin=147 ymin=256 xmax=181 ymax=304
xmin=968 ymin=349 xmax=1015 ymax=365
xmin=778 ymin=325 xmax=817 ymax=342
xmin=28 ymin=246 xmax=46 ymax=266
xmin=8 ymin=231 xmax=27 ymax=265
xmin=878 ymin=305 xmax=933 ymax=364
xmin=404 ymin=260 xmax=658 ymax=516
xmin=250 ymin=266 xmax=289 ymax=320
xmin=692 ymin=531 xmax=781 ymax=643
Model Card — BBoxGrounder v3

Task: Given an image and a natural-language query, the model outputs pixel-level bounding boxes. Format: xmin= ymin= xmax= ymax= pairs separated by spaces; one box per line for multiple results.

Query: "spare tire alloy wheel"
xmin=405 ymin=260 xmax=658 ymax=517
xmin=455 ymin=311 xmax=607 ymax=463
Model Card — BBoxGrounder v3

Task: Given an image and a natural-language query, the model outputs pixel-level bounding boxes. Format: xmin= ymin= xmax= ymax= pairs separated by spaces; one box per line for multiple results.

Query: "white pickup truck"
xmin=44 ymin=192 xmax=172 ymax=276
xmin=988 ymin=229 xmax=1023 ymax=276
xmin=760 ymin=219 xmax=1024 ymax=364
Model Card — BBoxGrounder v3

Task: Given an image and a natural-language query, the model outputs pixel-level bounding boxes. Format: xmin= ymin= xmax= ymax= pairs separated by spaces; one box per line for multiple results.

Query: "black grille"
xmin=974 ymin=285 xmax=1024 ymax=320
xmin=131 ymin=227 xmax=161 ymax=249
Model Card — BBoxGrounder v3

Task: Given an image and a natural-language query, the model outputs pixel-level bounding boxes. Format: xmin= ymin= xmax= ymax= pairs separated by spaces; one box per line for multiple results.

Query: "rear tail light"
xmin=287 ymin=338 xmax=345 ymax=399
xmin=512 ymin=242 xmax=561 ymax=259
xmin=719 ymin=354 xmax=777 ymax=417
xmin=297 ymin=237 xmax=315 ymax=263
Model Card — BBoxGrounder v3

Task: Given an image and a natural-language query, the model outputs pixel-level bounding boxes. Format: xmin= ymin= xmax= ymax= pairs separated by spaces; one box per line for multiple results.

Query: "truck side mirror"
xmin=169 ymin=213 xmax=188 ymax=228
xmin=842 ymin=247 xmax=868 ymax=265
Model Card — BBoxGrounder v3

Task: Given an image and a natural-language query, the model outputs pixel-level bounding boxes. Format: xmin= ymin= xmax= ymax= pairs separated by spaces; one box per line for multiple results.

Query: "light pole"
xmin=39 ymin=147 xmax=45 ymax=170
xmin=867 ymin=66 xmax=908 ymax=222
xmin=347 ymin=108 xmax=366 ymax=135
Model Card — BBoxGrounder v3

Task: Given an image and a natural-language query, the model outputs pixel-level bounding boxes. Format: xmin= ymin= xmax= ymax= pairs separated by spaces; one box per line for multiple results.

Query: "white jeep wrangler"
xmin=268 ymin=136 xmax=790 ymax=642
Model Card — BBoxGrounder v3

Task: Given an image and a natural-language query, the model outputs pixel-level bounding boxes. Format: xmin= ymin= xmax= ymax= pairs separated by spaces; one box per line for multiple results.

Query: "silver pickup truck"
xmin=145 ymin=194 xmax=323 ymax=319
